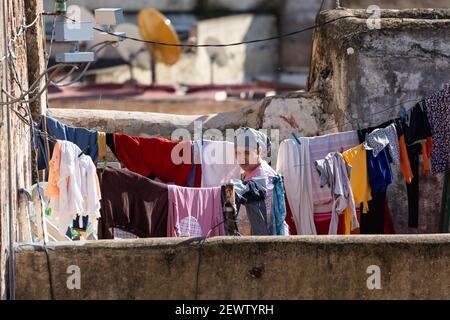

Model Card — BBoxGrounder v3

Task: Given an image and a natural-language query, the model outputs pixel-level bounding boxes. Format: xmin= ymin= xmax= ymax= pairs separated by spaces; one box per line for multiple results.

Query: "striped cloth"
xmin=307 ymin=131 xmax=360 ymax=214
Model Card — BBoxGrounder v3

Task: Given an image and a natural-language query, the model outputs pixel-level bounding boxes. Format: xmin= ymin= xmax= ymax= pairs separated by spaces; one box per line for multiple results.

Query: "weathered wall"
xmin=309 ymin=8 xmax=450 ymax=233
xmin=51 ymin=9 xmax=450 ymax=234
xmin=0 ymin=0 xmax=34 ymax=299
xmin=14 ymin=235 xmax=450 ymax=299
xmin=341 ymin=0 xmax=450 ymax=9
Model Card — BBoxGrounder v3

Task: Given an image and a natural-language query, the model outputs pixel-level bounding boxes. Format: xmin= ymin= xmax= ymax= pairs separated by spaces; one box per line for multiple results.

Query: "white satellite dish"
xmin=204 ymin=37 xmax=228 ymax=84
xmin=115 ymin=23 xmax=151 ymax=82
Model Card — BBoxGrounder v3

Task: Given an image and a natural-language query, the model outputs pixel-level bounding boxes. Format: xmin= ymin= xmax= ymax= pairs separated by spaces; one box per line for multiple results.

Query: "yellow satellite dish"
xmin=137 ymin=8 xmax=181 ymax=85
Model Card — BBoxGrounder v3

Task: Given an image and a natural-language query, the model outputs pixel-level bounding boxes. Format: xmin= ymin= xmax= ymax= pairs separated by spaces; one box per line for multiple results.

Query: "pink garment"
xmin=307 ymin=131 xmax=360 ymax=214
xmin=244 ymin=161 xmax=277 ymax=180
xmin=167 ymin=185 xmax=225 ymax=237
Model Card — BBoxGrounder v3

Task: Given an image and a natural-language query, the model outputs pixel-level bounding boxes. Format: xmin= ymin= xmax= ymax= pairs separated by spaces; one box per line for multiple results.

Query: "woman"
xmin=234 ymin=127 xmax=289 ymax=236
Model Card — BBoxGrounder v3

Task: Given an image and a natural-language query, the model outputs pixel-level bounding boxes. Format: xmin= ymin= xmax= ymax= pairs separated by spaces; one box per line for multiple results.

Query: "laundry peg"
xmin=292 ymin=133 xmax=301 ymax=145
xmin=78 ymin=145 xmax=90 ymax=158
xmin=398 ymin=105 xmax=407 ymax=121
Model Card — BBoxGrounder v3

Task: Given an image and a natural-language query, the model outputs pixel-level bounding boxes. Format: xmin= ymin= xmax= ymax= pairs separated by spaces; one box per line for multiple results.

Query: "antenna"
xmin=137 ymin=8 xmax=181 ymax=86
xmin=204 ymin=37 xmax=228 ymax=85
xmin=115 ymin=23 xmax=151 ymax=83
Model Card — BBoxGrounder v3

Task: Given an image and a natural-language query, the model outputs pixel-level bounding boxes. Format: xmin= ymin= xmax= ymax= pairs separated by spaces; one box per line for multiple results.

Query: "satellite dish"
xmin=115 ymin=23 xmax=151 ymax=82
xmin=137 ymin=8 xmax=181 ymax=85
xmin=205 ymin=37 xmax=228 ymax=85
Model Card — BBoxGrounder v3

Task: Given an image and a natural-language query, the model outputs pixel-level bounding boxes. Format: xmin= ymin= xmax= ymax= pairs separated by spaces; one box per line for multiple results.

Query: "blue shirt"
xmin=366 ymin=148 xmax=393 ymax=194
xmin=37 ymin=116 xmax=98 ymax=170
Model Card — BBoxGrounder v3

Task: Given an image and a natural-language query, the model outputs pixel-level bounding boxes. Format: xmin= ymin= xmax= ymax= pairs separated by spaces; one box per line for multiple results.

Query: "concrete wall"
xmin=157 ymin=14 xmax=279 ymax=84
xmin=0 ymin=0 xmax=34 ymax=299
xmin=51 ymin=9 xmax=450 ymax=234
xmin=309 ymin=8 xmax=450 ymax=234
xmin=341 ymin=0 xmax=450 ymax=9
xmin=14 ymin=235 xmax=450 ymax=299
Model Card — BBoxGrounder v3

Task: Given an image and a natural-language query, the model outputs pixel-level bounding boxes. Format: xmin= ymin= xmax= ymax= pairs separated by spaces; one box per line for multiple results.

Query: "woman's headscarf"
xmin=234 ymin=127 xmax=271 ymax=155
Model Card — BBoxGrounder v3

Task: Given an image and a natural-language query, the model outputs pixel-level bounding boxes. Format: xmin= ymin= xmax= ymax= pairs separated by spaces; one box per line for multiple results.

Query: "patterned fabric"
xmin=363 ymin=128 xmax=389 ymax=158
xmin=384 ymin=124 xmax=401 ymax=166
xmin=425 ymin=83 xmax=450 ymax=173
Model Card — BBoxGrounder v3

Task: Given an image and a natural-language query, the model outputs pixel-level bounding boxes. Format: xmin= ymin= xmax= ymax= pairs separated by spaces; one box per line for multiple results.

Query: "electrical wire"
xmin=0 ymin=64 xmax=74 ymax=105
xmin=58 ymin=14 xmax=357 ymax=48
xmin=50 ymin=41 xmax=116 ymax=86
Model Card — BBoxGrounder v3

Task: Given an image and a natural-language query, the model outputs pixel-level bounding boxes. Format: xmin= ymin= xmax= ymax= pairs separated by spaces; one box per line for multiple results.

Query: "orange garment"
xmin=45 ymin=140 xmax=62 ymax=198
xmin=422 ymin=137 xmax=432 ymax=175
xmin=399 ymin=134 xmax=413 ymax=183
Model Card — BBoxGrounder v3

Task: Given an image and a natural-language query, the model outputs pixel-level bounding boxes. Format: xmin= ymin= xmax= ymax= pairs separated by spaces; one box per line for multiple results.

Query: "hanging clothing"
xmin=307 ymin=131 xmax=360 ymax=217
xmin=268 ymin=175 xmax=287 ymax=236
xmin=97 ymin=131 xmax=107 ymax=161
xmin=366 ymin=148 xmax=393 ymax=194
xmin=45 ymin=140 xmax=101 ymax=235
xmin=406 ymin=143 xmax=421 ymax=228
xmin=193 ymin=140 xmax=241 ymax=187
xmin=234 ymin=179 xmax=268 ymax=235
xmin=167 ymin=185 xmax=225 ymax=237
xmin=97 ymin=167 xmax=168 ymax=239
xmin=314 ymin=152 xmax=358 ymax=235
xmin=399 ymin=134 xmax=414 ymax=183
xmin=362 ymin=128 xmax=390 ymax=158
xmin=37 ymin=115 xmax=99 ymax=170
xmin=342 ymin=144 xmax=372 ymax=213
xmin=360 ymin=190 xmax=386 ymax=234
xmin=277 ymin=138 xmax=316 ymax=235
xmin=186 ymin=143 xmax=202 ymax=187
xmin=105 ymin=132 xmax=119 ymax=159
xmin=402 ymin=101 xmax=432 ymax=146
xmin=284 ymin=193 xmax=297 ymax=235
xmin=233 ymin=175 xmax=288 ymax=236
xmin=422 ymin=137 xmax=433 ymax=176
xmin=113 ymin=134 xmax=193 ymax=186
xmin=424 ymin=83 xmax=450 ymax=173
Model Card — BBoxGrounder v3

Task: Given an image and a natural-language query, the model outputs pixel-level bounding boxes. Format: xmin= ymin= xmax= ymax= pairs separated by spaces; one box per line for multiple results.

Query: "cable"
xmin=45 ymin=16 xmax=57 ymax=71
xmin=0 ymin=11 xmax=43 ymax=62
xmin=59 ymin=14 xmax=357 ymax=48
xmin=0 ymin=64 xmax=74 ymax=105
xmin=50 ymin=42 xmax=116 ymax=86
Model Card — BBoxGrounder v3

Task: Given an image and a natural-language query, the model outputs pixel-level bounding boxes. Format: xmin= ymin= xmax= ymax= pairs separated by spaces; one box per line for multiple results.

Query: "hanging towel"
xmin=37 ymin=115 xmax=99 ymax=170
xmin=167 ymin=185 xmax=225 ymax=237
xmin=97 ymin=167 xmax=169 ymax=239
xmin=193 ymin=140 xmax=241 ymax=187
xmin=277 ymin=138 xmax=316 ymax=235
xmin=113 ymin=134 xmax=193 ymax=186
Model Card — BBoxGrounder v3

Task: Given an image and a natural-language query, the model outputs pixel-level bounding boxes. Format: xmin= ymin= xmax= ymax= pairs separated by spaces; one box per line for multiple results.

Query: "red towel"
xmin=114 ymin=134 xmax=193 ymax=186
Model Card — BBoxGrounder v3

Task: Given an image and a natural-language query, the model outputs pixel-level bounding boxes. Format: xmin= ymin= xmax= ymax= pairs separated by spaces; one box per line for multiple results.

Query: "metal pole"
xmin=2 ymin=0 xmax=15 ymax=300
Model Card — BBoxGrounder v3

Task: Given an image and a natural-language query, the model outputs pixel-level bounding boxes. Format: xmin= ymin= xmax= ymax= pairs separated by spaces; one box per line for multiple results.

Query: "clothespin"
xmin=78 ymin=146 xmax=90 ymax=158
xmin=292 ymin=133 xmax=301 ymax=145
xmin=398 ymin=106 xmax=407 ymax=121
xmin=101 ymin=156 xmax=107 ymax=173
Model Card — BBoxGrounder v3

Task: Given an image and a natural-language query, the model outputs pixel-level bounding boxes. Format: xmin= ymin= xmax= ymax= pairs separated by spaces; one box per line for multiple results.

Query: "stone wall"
xmin=308 ymin=8 xmax=450 ymax=233
xmin=0 ymin=0 xmax=34 ymax=299
xmin=14 ymin=235 xmax=450 ymax=299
